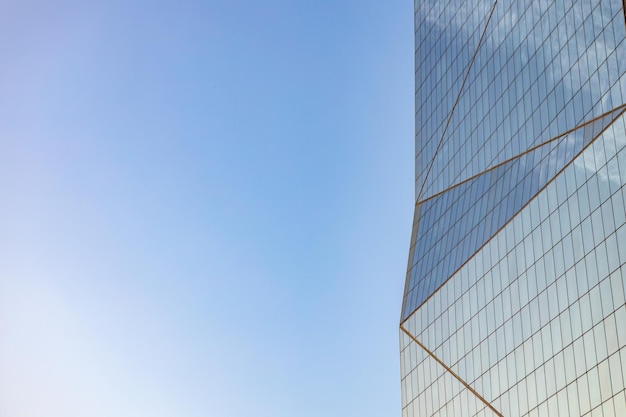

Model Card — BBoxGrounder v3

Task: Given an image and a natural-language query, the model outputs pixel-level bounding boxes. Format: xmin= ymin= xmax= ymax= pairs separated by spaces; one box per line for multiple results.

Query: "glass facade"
xmin=401 ymin=1 xmax=626 ymax=416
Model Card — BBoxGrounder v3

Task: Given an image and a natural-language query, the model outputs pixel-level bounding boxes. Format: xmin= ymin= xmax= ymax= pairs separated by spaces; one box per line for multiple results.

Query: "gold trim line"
xmin=416 ymin=0 xmax=500 ymax=202
xmin=400 ymin=325 xmax=504 ymax=417
xmin=416 ymin=103 xmax=626 ymax=206
xmin=402 ymin=105 xmax=626 ymax=325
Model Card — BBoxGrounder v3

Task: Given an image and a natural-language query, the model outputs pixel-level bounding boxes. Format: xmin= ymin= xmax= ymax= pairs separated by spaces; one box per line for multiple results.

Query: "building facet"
xmin=401 ymin=2 xmax=626 ymax=416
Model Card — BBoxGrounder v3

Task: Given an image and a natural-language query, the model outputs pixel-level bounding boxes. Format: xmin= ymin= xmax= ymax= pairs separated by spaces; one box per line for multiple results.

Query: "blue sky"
xmin=0 ymin=1 xmax=414 ymax=416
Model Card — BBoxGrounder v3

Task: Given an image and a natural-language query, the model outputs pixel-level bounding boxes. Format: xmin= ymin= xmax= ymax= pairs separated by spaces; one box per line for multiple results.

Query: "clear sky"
xmin=0 ymin=1 xmax=414 ymax=416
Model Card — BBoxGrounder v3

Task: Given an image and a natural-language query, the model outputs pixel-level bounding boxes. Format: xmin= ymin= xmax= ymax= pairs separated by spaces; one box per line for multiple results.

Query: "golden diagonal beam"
xmin=416 ymin=103 xmax=626 ymax=206
xmin=400 ymin=325 xmax=504 ymax=417
xmin=416 ymin=0 xmax=500 ymax=202
xmin=402 ymin=104 xmax=626 ymax=325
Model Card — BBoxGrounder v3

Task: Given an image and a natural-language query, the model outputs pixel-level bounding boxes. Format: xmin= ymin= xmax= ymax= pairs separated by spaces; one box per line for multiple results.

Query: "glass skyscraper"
xmin=400 ymin=1 xmax=626 ymax=416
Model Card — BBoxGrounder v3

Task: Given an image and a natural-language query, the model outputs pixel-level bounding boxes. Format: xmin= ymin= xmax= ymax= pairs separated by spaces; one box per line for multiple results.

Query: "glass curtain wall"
xmin=401 ymin=1 xmax=626 ymax=416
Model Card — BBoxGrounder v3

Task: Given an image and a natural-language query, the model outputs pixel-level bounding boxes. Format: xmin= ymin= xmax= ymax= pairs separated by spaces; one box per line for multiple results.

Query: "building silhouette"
xmin=401 ymin=2 xmax=626 ymax=416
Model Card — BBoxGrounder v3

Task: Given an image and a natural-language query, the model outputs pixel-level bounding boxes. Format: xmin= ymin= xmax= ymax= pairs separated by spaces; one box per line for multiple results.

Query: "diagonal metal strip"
xmin=400 ymin=325 xmax=504 ymax=417
xmin=416 ymin=103 xmax=626 ymax=206
xmin=399 ymin=203 xmax=422 ymax=321
xmin=402 ymin=104 xmax=626 ymax=326
xmin=415 ymin=0 xmax=499 ymax=203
